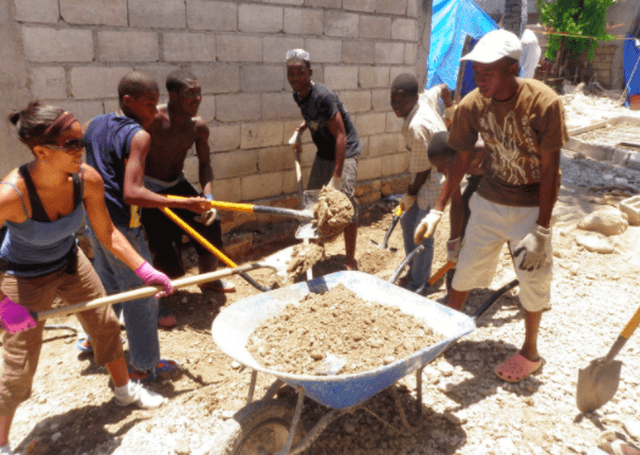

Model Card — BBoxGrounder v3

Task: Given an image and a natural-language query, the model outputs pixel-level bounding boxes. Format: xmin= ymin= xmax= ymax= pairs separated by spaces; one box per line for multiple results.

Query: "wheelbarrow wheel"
xmin=219 ymin=399 xmax=306 ymax=455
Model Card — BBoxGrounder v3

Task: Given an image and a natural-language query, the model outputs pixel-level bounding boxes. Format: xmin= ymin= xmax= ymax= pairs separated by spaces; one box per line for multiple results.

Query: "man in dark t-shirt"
xmin=287 ymin=49 xmax=361 ymax=270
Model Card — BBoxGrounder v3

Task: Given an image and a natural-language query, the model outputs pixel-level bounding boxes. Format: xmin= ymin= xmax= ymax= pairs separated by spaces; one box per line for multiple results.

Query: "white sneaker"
xmin=115 ymin=381 xmax=166 ymax=409
xmin=0 ymin=443 xmax=13 ymax=455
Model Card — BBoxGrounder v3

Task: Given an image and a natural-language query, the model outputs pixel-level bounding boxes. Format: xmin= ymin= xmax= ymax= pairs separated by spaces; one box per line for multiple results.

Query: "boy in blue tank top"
xmin=83 ymin=71 xmax=210 ymax=382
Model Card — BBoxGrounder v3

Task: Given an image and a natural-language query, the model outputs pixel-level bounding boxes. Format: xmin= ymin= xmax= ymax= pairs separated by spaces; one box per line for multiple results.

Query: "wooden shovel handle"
xmin=428 ymin=261 xmax=455 ymax=286
xmin=621 ymin=306 xmax=640 ymax=340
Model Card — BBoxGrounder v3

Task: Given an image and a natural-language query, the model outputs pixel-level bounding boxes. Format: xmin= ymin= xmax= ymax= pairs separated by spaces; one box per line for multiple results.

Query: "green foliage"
xmin=535 ymin=0 xmax=616 ymax=62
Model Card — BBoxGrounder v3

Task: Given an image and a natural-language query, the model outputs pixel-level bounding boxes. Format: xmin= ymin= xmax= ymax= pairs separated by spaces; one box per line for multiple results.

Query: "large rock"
xmin=577 ymin=207 xmax=628 ymax=236
xmin=575 ymin=232 xmax=616 ymax=254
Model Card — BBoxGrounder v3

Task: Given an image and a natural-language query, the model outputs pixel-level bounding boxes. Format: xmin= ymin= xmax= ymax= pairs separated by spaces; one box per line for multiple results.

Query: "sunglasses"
xmin=44 ymin=138 xmax=85 ymax=152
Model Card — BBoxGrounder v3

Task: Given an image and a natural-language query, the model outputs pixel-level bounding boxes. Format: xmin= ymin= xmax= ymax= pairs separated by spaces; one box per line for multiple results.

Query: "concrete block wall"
xmin=4 ymin=0 xmax=431 ymax=251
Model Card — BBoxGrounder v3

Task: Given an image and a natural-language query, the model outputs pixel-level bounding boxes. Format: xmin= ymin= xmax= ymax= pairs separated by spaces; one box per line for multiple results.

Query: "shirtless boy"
xmin=142 ymin=70 xmax=235 ymax=311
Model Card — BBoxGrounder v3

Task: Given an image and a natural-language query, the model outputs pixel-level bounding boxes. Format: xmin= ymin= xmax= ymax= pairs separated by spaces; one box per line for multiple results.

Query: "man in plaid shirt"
xmin=391 ymin=73 xmax=452 ymax=291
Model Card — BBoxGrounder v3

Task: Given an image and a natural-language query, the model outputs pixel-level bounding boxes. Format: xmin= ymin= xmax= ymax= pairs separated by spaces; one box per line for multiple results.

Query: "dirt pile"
xmin=246 ymin=284 xmax=445 ymax=376
xmin=285 ymin=242 xmax=325 ymax=279
xmin=313 ymin=187 xmax=354 ymax=240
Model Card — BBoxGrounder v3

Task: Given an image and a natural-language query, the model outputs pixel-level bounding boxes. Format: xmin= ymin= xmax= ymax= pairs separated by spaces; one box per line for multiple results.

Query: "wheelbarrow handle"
xmin=30 ymin=264 xmax=272 ymax=321
xmin=166 ymin=195 xmax=314 ymax=222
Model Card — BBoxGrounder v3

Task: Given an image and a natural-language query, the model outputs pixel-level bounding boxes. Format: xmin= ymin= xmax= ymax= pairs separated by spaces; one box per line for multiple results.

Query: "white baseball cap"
xmin=460 ymin=29 xmax=523 ymax=64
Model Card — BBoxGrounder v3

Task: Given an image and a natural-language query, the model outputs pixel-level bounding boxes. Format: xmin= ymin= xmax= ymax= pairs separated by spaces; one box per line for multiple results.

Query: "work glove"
xmin=446 ymin=237 xmax=461 ymax=263
xmin=327 ymin=176 xmax=342 ymax=192
xmin=134 ymin=261 xmax=174 ymax=298
xmin=513 ymin=224 xmax=551 ymax=271
xmin=400 ymin=193 xmax=416 ymax=211
xmin=413 ymin=209 xmax=443 ymax=245
xmin=288 ymin=129 xmax=302 ymax=154
xmin=194 ymin=208 xmax=217 ymax=226
xmin=0 ymin=295 xmax=37 ymax=333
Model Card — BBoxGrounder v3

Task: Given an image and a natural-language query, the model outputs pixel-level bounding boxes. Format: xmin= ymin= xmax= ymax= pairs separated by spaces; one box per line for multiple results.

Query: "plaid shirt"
xmin=402 ymin=86 xmax=447 ymax=210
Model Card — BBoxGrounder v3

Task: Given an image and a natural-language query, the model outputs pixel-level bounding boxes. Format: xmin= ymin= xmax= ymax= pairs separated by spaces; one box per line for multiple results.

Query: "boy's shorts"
xmin=452 ymin=193 xmax=552 ymax=313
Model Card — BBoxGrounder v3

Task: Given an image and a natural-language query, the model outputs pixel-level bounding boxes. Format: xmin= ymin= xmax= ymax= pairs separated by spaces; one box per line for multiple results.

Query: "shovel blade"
xmin=295 ymin=190 xmax=320 ymax=240
xmin=576 ymin=358 xmax=623 ymax=413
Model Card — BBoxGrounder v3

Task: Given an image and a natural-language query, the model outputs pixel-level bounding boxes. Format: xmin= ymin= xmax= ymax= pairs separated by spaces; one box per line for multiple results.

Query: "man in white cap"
xmin=414 ymin=29 xmax=568 ymax=382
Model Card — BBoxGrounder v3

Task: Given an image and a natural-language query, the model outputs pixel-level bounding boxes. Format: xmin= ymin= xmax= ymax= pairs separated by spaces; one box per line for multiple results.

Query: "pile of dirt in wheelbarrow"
xmin=247 ymin=284 xmax=445 ymax=375
xmin=313 ymin=187 xmax=354 ymax=240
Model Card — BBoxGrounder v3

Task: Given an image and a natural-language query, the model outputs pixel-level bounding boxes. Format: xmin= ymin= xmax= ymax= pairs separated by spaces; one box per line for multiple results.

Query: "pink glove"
xmin=0 ymin=296 xmax=37 ymax=333
xmin=134 ymin=262 xmax=174 ymax=298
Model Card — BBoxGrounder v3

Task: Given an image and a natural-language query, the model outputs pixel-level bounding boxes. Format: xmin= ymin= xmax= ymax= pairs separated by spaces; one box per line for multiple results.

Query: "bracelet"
xmin=204 ymin=194 xmax=214 ymax=201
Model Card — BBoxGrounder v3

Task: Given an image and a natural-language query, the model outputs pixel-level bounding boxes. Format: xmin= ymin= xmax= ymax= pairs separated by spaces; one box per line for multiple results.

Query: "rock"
xmin=575 ymin=232 xmax=616 ymax=254
xmin=437 ymin=361 xmax=454 ymax=376
xmin=175 ymin=437 xmax=190 ymax=455
xmin=51 ymin=432 xmax=62 ymax=442
xmin=496 ymin=437 xmax=517 ymax=454
xmin=619 ymin=195 xmax=640 ymax=226
xmin=344 ymin=422 xmax=356 ymax=434
xmin=578 ymin=208 xmax=628 ymax=236
xmin=230 ymin=361 xmax=241 ymax=370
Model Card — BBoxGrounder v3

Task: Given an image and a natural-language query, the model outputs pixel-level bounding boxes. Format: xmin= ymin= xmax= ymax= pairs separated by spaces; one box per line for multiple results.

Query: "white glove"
xmin=513 ymin=224 xmax=551 ymax=271
xmin=400 ymin=193 xmax=416 ymax=211
xmin=194 ymin=208 xmax=217 ymax=226
xmin=327 ymin=176 xmax=342 ymax=192
xmin=413 ymin=209 xmax=443 ymax=245
xmin=446 ymin=237 xmax=461 ymax=263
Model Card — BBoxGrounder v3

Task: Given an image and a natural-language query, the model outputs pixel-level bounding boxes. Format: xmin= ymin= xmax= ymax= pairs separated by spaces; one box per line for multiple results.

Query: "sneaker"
xmin=129 ymin=359 xmax=179 ymax=383
xmin=76 ymin=335 xmax=126 ymax=354
xmin=115 ymin=381 xmax=166 ymax=409
xmin=157 ymin=307 xmax=177 ymax=328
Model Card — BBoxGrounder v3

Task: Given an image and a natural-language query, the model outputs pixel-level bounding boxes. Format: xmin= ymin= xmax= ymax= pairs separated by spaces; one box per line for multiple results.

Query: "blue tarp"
xmin=426 ymin=0 xmax=498 ymax=91
xmin=623 ymin=35 xmax=640 ymax=108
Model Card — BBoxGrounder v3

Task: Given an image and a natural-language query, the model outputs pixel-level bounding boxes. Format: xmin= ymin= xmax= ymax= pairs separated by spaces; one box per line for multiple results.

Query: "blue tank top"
xmin=83 ymin=113 xmax=142 ymax=227
xmin=0 ymin=166 xmax=83 ymax=277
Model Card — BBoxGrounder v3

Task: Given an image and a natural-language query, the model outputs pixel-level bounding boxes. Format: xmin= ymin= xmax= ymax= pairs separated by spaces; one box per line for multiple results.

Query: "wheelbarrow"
xmin=211 ymin=271 xmax=511 ymax=455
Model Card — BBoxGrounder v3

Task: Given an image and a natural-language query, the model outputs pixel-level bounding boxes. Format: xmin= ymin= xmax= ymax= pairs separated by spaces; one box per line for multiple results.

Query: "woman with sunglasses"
xmin=0 ymin=102 xmax=173 ymax=454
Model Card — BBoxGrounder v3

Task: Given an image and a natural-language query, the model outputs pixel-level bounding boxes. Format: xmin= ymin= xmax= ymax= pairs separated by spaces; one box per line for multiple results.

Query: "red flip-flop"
xmin=494 ymin=353 xmax=543 ymax=382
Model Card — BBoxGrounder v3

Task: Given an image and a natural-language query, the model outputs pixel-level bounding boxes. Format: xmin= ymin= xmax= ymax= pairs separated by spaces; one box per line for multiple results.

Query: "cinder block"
xmin=369 ymin=133 xmax=399 ymax=156
xmin=336 ymin=90 xmax=371 ymax=113
xmin=371 ymin=88 xmax=391 ymax=111
xmin=359 ymin=67 xmax=390 ymax=89
xmin=128 ymin=0 xmax=186 ymax=28
xmin=324 ymin=66 xmax=359 ymax=90
xmin=241 ymin=121 xmax=284 ymax=149
xmin=209 ymin=124 xmax=241 ymax=152
xmin=377 ymin=0 xmax=407 ymax=15
xmin=258 ymin=145 xmax=293 ymax=173
xmin=164 ymin=33 xmax=215 ymax=62
xmin=357 ymin=157 xmax=383 ymax=180
xmin=239 ymin=4 xmax=283 ymax=33
xmin=55 ymin=101 xmax=105 ymax=126
xmin=98 ymin=31 xmax=159 ymax=63
xmin=130 ymin=65 xmax=177 ymax=96
xmin=70 ymin=67 xmax=132 ymax=100
xmin=324 ymin=11 xmax=359 ymax=38
xmin=611 ymin=148 xmax=629 ymax=166
xmin=344 ymin=0 xmax=376 ymax=12
xmin=404 ymin=43 xmax=417 ymax=64
xmin=261 ymin=92 xmax=301 ymax=119
xmin=22 ymin=28 xmax=94 ymax=63
xmin=382 ymin=151 xmax=410 ymax=176
xmin=193 ymin=65 xmax=240 ymax=94
xmin=212 ymin=149 xmax=258 ymax=179
xmin=375 ymin=42 xmax=405 ymax=65
xmin=390 ymin=66 xmax=415 ymax=82
xmin=406 ymin=0 xmax=420 ymax=17
xmin=14 ymin=0 xmax=58 ymax=23
xmin=60 ymin=0 xmax=127 ymax=26
xmin=359 ymin=16 xmax=391 ymax=40
xmin=262 ymin=0 xmax=303 ymax=4
xmin=31 ymin=67 xmax=66 ymax=100
xmin=385 ymin=112 xmax=403 ymax=133
xmin=212 ymin=178 xmax=243 ymax=204
xmin=216 ymin=94 xmax=262 ymax=122
xmin=342 ymin=41 xmax=375 ymax=64
xmin=305 ymin=0 xmax=341 ymax=7
xmin=359 ymin=136 xmax=370 ymax=157
xmin=354 ymin=113 xmax=387 ymax=136
xmin=198 ymin=96 xmax=215 ymax=123
xmin=186 ymin=0 xmax=237 ymax=31
xmin=284 ymin=8 xmax=323 ymax=35
xmin=619 ymin=195 xmax=640 ymax=226
xmin=391 ymin=18 xmax=417 ymax=41
xmin=242 ymin=172 xmax=284 ymax=200
xmin=304 ymin=39 xmax=342 ymax=63
xmin=627 ymin=151 xmax=640 ymax=171
xmin=264 ymin=36 xmax=305 ymax=63
xmin=241 ymin=66 xmax=284 ymax=92
xmin=217 ymin=35 xmax=263 ymax=63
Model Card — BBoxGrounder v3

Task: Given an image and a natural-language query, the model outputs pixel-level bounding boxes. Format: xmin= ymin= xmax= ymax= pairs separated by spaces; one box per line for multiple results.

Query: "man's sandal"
xmin=598 ymin=430 xmax=640 ymax=455
xmin=494 ymin=353 xmax=543 ymax=382
xmin=130 ymin=359 xmax=179 ymax=383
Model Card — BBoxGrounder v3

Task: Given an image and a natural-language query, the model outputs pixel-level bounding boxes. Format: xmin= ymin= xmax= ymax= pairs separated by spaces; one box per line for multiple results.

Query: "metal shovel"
xmin=577 ymin=305 xmax=640 ymax=413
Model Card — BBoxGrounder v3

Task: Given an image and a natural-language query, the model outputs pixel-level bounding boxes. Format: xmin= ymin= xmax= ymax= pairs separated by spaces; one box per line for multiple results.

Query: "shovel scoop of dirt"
xmin=313 ymin=186 xmax=354 ymax=240
xmin=286 ymin=242 xmax=325 ymax=279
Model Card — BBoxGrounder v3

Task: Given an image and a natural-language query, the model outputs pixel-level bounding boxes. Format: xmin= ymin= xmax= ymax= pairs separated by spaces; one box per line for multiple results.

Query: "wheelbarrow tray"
xmin=212 ymin=271 xmax=475 ymax=410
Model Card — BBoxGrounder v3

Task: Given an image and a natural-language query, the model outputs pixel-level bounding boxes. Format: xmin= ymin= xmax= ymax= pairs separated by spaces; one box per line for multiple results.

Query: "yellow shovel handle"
xmin=166 ymin=194 xmax=255 ymax=214
xmin=621 ymin=306 xmax=640 ymax=340
xmin=160 ymin=207 xmax=237 ymax=268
